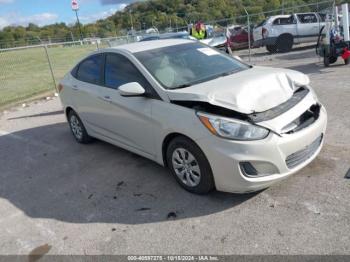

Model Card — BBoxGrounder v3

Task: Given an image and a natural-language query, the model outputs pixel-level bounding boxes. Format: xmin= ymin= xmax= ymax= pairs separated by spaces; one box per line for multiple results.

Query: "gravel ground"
xmin=0 ymin=47 xmax=349 ymax=256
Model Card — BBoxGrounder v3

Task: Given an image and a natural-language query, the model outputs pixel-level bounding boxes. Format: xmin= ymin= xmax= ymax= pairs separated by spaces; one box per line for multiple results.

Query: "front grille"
xmin=285 ymin=134 xmax=323 ymax=169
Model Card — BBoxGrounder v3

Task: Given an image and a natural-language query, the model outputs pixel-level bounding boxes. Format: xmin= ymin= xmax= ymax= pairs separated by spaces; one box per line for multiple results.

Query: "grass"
xmin=0 ymin=44 xmax=97 ymax=108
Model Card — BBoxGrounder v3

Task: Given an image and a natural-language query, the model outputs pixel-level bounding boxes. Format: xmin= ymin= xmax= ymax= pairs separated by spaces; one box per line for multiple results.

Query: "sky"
xmin=0 ymin=0 xmax=140 ymax=29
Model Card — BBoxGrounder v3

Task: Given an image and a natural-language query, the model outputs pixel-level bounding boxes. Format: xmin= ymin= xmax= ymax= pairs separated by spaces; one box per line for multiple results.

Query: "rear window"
xmin=273 ymin=16 xmax=295 ymax=25
xmin=318 ymin=13 xmax=327 ymax=22
xmin=297 ymin=14 xmax=318 ymax=23
xmin=76 ymin=54 xmax=103 ymax=84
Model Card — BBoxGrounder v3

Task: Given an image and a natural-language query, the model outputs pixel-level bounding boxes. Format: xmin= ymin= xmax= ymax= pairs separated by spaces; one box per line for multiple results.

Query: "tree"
xmin=0 ymin=0 xmax=331 ymax=47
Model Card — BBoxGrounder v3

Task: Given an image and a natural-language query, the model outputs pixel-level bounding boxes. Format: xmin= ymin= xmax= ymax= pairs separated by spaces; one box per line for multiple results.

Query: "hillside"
xmin=0 ymin=0 xmax=336 ymax=48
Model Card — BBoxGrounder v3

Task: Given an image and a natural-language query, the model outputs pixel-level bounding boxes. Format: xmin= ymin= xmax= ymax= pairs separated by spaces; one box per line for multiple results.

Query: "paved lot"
xmin=0 ymin=48 xmax=349 ymax=255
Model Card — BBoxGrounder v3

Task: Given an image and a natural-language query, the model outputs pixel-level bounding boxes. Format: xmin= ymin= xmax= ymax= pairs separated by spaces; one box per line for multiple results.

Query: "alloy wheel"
xmin=70 ymin=115 xmax=83 ymax=140
xmin=172 ymin=148 xmax=201 ymax=187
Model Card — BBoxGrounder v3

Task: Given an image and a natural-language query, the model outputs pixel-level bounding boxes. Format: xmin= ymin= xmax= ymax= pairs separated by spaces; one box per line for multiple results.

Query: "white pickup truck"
xmin=253 ymin=13 xmax=326 ymax=53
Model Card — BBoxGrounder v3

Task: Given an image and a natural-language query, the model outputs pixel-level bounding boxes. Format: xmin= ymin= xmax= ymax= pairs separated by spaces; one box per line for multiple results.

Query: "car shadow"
xmin=285 ymin=63 xmax=330 ymax=75
xmin=274 ymin=47 xmax=317 ymax=61
xmin=237 ymin=44 xmax=316 ymax=59
xmin=0 ymin=123 xmax=258 ymax=224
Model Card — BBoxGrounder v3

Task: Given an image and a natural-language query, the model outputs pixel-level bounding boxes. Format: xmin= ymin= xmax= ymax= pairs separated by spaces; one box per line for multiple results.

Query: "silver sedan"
xmin=58 ymin=39 xmax=327 ymax=194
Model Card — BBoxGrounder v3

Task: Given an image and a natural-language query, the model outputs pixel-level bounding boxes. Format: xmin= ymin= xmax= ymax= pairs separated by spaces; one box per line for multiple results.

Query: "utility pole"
xmin=70 ymin=31 xmax=75 ymax=42
xmin=129 ymin=10 xmax=134 ymax=32
xmin=72 ymin=0 xmax=83 ymax=40
xmin=75 ymin=10 xmax=83 ymax=40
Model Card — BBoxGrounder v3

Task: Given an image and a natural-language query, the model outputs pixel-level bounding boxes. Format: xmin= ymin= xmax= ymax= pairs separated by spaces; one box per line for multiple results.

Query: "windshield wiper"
xmin=219 ymin=70 xmax=238 ymax=77
xmin=171 ymin=84 xmax=192 ymax=90
xmin=170 ymin=69 xmax=242 ymax=90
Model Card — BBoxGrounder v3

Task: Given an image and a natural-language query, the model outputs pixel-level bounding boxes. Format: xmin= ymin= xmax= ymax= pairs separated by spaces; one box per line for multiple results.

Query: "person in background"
xmin=189 ymin=22 xmax=208 ymax=40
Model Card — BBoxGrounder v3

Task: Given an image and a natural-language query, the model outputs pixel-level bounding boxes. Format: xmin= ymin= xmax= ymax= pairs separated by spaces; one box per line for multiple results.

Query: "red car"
xmin=226 ymin=26 xmax=253 ymax=51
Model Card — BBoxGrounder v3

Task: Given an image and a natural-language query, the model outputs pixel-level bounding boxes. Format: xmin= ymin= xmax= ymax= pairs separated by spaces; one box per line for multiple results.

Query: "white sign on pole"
xmin=72 ymin=0 xmax=79 ymax=11
xmin=342 ymin=3 xmax=349 ymax=42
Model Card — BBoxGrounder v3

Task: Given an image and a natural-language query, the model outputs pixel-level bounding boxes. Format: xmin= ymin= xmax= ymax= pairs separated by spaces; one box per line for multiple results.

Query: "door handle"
xmin=100 ymin=95 xmax=112 ymax=102
xmin=72 ymin=85 xmax=79 ymax=91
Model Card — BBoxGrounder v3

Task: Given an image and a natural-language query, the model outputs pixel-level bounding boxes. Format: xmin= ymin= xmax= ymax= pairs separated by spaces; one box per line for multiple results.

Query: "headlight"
xmin=197 ymin=112 xmax=269 ymax=140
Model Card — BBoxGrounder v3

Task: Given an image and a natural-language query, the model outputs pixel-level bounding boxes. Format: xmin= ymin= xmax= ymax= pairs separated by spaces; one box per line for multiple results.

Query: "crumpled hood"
xmin=200 ymin=36 xmax=227 ymax=47
xmin=167 ymin=66 xmax=310 ymax=114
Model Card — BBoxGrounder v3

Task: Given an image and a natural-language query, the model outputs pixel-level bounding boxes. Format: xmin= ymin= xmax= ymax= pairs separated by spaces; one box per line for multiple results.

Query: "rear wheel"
xmin=166 ymin=136 xmax=215 ymax=194
xmin=266 ymin=45 xmax=277 ymax=53
xmin=276 ymin=34 xmax=293 ymax=53
xmin=329 ymin=56 xmax=337 ymax=64
xmin=68 ymin=110 xmax=92 ymax=144
xmin=324 ymin=56 xmax=337 ymax=67
xmin=324 ymin=56 xmax=330 ymax=67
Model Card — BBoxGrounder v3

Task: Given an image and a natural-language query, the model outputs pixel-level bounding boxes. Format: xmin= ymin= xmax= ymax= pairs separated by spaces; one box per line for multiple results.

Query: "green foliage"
xmin=0 ymin=0 xmax=333 ymax=47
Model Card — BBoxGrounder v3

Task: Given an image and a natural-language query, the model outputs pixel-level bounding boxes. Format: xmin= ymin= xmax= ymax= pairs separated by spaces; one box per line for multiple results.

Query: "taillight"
xmin=58 ymin=83 xmax=64 ymax=93
xmin=262 ymin=27 xmax=268 ymax=39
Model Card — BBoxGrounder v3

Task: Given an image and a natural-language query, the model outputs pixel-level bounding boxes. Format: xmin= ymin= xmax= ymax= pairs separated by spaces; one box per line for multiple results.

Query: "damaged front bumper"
xmin=195 ymin=106 xmax=327 ymax=193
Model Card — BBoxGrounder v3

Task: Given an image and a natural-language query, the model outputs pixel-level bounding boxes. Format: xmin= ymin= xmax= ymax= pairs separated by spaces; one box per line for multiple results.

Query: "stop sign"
xmin=72 ymin=0 xmax=79 ymax=10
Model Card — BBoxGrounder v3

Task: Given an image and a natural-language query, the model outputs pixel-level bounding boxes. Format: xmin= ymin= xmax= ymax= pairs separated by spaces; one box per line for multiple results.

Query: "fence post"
xmin=44 ymin=45 xmax=58 ymax=92
xmin=243 ymin=7 xmax=252 ymax=63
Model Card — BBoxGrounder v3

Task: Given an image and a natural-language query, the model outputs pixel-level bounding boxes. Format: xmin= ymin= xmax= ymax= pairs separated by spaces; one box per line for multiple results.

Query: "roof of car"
xmin=268 ymin=14 xmax=293 ymax=19
xmin=106 ymin=39 xmax=195 ymax=53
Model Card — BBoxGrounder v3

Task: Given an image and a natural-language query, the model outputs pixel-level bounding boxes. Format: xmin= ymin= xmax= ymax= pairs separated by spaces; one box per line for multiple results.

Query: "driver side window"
xmin=104 ymin=53 xmax=151 ymax=91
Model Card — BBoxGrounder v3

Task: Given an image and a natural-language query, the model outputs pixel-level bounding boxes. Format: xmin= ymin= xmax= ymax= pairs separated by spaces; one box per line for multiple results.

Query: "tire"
xmin=166 ymin=136 xmax=215 ymax=194
xmin=329 ymin=56 xmax=337 ymax=64
xmin=324 ymin=56 xmax=330 ymax=67
xmin=276 ymin=34 xmax=293 ymax=53
xmin=345 ymin=58 xmax=349 ymax=65
xmin=68 ymin=110 xmax=92 ymax=144
xmin=324 ymin=56 xmax=337 ymax=67
xmin=266 ymin=45 xmax=277 ymax=53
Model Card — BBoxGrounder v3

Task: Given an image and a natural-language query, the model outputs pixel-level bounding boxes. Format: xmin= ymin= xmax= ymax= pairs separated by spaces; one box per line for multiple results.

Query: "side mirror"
xmin=119 ymin=82 xmax=145 ymax=97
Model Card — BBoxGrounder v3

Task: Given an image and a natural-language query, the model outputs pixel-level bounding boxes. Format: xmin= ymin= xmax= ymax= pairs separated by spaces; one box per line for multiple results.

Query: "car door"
xmin=70 ymin=54 xmax=106 ymax=126
xmin=272 ymin=15 xmax=298 ymax=42
xmin=296 ymin=13 xmax=321 ymax=43
xmin=95 ymin=52 xmax=158 ymax=157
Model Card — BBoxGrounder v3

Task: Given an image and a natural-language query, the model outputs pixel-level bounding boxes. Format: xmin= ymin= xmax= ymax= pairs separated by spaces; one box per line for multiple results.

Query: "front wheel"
xmin=166 ymin=136 xmax=215 ymax=194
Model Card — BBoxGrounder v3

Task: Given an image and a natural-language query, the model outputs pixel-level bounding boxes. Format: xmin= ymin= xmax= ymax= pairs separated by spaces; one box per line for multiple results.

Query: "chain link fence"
xmin=0 ymin=36 xmax=138 ymax=108
xmin=204 ymin=0 xmax=335 ymax=64
xmin=0 ymin=46 xmax=56 ymax=108
xmin=0 ymin=0 xmax=336 ymax=108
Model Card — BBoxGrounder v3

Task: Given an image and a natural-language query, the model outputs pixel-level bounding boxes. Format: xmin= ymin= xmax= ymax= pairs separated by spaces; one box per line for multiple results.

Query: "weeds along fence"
xmin=0 ymin=36 xmax=136 ymax=108
xmin=0 ymin=0 xmax=335 ymax=108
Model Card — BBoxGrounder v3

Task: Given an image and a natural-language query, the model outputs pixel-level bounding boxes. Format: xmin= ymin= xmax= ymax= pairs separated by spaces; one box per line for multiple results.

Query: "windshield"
xmin=134 ymin=43 xmax=249 ymax=89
